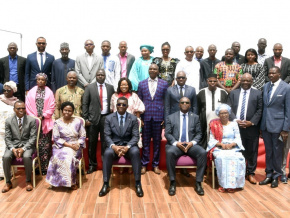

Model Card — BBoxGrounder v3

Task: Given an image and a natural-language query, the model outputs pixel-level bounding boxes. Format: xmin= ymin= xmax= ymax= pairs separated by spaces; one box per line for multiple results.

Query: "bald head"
xmin=257 ymin=38 xmax=267 ymax=54
xmin=208 ymin=44 xmax=217 ymax=59
xmin=8 ymin=42 xmax=17 ymax=48
xmin=273 ymin=43 xmax=283 ymax=58
xmin=195 ymin=46 xmax=204 ymax=60
xmin=119 ymin=41 xmax=128 ymax=56
xmin=7 ymin=42 xmax=18 ymax=57
xmin=231 ymin=41 xmax=241 ymax=55
xmin=240 ymin=73 xmax=253 ymax=90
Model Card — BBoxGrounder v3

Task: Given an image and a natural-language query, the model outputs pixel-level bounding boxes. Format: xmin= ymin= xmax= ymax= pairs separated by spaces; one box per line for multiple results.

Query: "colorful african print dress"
xmin=214 ymin=62 xmax=243 ymax=88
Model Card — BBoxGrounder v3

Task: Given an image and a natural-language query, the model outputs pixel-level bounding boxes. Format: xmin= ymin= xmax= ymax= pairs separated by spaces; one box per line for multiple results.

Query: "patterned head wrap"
xmin=4 ymin=81 xmax=17 ymax=92
xmin=36 ymin=73 xmax=48 ymax=81
xmin=140 ymin=45 xmax=154 ymax=54
xmin=215 ymin=103 xmax=231 ymax=116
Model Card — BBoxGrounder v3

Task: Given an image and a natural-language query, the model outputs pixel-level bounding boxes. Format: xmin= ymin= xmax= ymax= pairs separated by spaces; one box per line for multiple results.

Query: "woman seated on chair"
xmin=207 ymin=104 xmax=245 ymax=193
xmin=46 ymin=102 xmax=86 ymax=190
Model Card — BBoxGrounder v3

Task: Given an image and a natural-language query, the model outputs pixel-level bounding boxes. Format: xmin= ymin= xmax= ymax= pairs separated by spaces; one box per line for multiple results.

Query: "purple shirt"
xmin=119 ymin=53 xmax=128 ymax=78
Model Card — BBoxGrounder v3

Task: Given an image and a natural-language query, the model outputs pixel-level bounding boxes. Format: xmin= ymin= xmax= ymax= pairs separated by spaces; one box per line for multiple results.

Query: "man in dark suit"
xmin=2 ymin=101 xmax=37 ymax=193
xmin=82 ymin=69 xmax=114 ymax=174
xmin=117 ymin=41 xmax=135 ymax=78
xmin=99 ymin=97 xmax=143 ymax=197
xmin=165 ymin=97 xmax=207 ymax=196
xmin=264 ymin=43 xmax=290 ymax=83
xmin=0 ymin=42 xmax=26 ymax=101
xmin=25 ymin=37 xmax=55 ymax=91
xmin=221 ymin=41 xmax=245 ymax=65
xmin=259 ymin=67 xmax=290 ymax=188
xmin=227 ymin=73 xmax=263 ymax=184
xmin=138 ymin=63 xmax=168 ymax=174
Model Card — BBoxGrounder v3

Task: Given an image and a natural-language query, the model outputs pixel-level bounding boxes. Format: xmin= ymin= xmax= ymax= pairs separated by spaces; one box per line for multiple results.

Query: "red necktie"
xmin=100 ymin=84 xmax=103 ymax=111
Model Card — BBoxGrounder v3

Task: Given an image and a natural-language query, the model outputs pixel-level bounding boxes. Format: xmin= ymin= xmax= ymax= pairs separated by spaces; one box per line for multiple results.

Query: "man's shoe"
xmin=248 ymin=175 xmax=257 ymax=184
xmin=0 ymin=177 xmax=4 ymax=181
xmin=87 ymin=166 xmax=96 ymax=174
xmin=2 ymin=183 xmax=12 ymax=193
xmin=153 ymin=166 xmax=161 ymax=175
xmin=259 ymin=177 xmax=272 ymax=185
xmin=141 ymin=166 xmax=146 ymax=175
xmin=181 ymin=169 xmax=190 ymax=177
xmin=288 ymin=173 xmax=290 ymax=179
xmin=271 ymin=179 xmax=278 ymax=188
xmin=168 ymin=181 xmax=176 ymax=196
xmin=280 ymin=175 xmax=288 ymax=184
xmin=195 ymin=182 xmax=204 ymax=196
xmin=26 ymin=182 xmax=33 ymax=191
xmin=135 ymin=184 xmax=144 ymax=197
xmin=99 ymin=183 xmax=110 ymax=197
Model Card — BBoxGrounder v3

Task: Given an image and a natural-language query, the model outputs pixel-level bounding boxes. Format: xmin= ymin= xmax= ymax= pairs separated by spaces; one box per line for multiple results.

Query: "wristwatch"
xmin=251 ymin=122 xmax=254 ymax=126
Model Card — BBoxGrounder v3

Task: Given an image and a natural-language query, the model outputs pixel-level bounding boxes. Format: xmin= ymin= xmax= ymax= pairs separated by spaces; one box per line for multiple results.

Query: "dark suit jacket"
xmin=25 ymin=52 xmax=55 ymax=90
xmin=221 ymin=54 xmax=245 ymax=65
xmin=5 ymin=115 xmax=37 ymax=150
xmin=165 ymin=85 xmax=197 ymax=120
xmin=138 ymin=78 xmax=168 ymax=122
xmin=82 ymin=82 xmax=114 ymax=125
xmin=117 ymin=53 xmax=135 ymax=78
xmin=165 ymin=111 xmax=202 ymax=145
xmin=0 ymin=55 xmax=26 ymax=100
xmin=260 ymin=81 xmax=290 ymax=133
xmin=227 ymin=88 xmax=263 ymax=136
xmin=104 ymin=112 xmax=139 ymax=147
xmin=263 ymin=56 xmax=290 ymax=83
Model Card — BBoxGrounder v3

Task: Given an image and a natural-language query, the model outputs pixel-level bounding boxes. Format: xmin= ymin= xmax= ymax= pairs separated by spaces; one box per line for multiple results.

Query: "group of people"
xmin=0 ymin=36 xmax=289 ymax=198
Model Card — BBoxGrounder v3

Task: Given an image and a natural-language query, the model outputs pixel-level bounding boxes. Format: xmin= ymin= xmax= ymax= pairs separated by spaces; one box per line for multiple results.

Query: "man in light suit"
xmin=2 ymin=101 xmax=37 ymax=193
xmin=165 ymin=97 xmax=207 ymax=196
xmin=264 ymin=43 xmax=290 ymax=83
xmin=82 ymin=69 xmax=114 ymax=174
xmin=227 ymin=73 xmax=263 ymax=184
xmin=0 ymin=42 xmax=26 ymax=101
xmin=25 ymin=37 xmax=55 ymax=91
xmin=259 ymin=67 xmax=290 ymax=188
xmin=138 ymin=63 xmax=168 ymax=174
xmin=99 ymin=97 xmax=143 ymax=197
xmin=75 ymin=39 xmax=104 ymax=89
xmin=117 ymin=41 xmax=135 ymax=78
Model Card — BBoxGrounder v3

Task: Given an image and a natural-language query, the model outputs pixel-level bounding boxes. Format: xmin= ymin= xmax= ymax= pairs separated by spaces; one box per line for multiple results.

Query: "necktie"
xmin=240 ymin=91 xmax=247 ymax=120
xmin=40 ymin=53 xmax=44 ymax=71
xmin=150 ymin=80 xmax=156 ymax=99
xmin=100 ymin=84 xmax=103 ymax=111
xmin=180 ymin=86 xmax=184 ymax=97
xmin=267 ymin=84 xmax=274 ymax=102
xmin=181 ymin=114 xmax=186 ymax=142
xmin=120 ymin=115 xmax=124 ymax=134
xmin=18 ymin=118 xmax=22 ymax=133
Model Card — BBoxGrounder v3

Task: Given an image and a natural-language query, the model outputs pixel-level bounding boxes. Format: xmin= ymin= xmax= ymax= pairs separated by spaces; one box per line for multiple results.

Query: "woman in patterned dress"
xmin=207 ymin=104 xmax=245 ymax=193
xmin=26 ymin=73 xmax=55 ymax=175
xmin=46 ymin=102 xmax=86 ymax=189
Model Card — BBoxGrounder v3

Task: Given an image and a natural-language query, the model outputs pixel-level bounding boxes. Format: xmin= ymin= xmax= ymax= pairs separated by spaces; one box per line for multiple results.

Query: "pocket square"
xmin=277 ymin=95 xmax=283 ymax=97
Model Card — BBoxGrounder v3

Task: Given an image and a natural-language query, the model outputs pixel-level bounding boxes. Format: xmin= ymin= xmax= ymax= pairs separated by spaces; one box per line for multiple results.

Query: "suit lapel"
xmin=94 ymin=83 xmax=101 ymax=106
xmin=21 ymin=115 xmax=27 ymax=137
xmin=235 ymin=89 xmax=241 ymax=110
xmin=112 ymin=113 xmax=121 ymax=135
xmin=12 ymin=116 xmax=21 ymax=137
xmin=90 ymin=55 xmax=98 ymax=72
xmin=34 ymin=52 xmax=41 ymax=72
xmin=144 ymin=79 xmax=150 ymax=99
xmin=246 ymin=89 xmax=254 ymax=116
xmin=176 ymin=112 xmax=180 ymax=138
xmin=4 ymin=56 xmax=9 ymax=82
xmin=280 ymin=56 xmax=285 ymax=70
xmin=122 ymin=113 xmax=131 ymax=136
xmin=268 ymin=82 xmax=283 ymax=106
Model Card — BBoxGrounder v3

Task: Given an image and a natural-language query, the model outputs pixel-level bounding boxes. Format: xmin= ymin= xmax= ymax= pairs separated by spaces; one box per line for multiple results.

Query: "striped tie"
xmin=240 ymin=91 xmax=247 ymax=120
xmin=18 ymin=118 xmax=22 ymax=133
xmin=267 ymin=84 xmax=274 ymax=102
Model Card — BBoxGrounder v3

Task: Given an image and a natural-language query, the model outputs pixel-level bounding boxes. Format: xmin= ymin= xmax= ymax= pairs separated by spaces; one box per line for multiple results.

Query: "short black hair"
xmin=270 ymin=66 xmax=281 ymax=74
xmin=61 ymin=101 xmax=75 ymax=112
xmin=117 ymin=96 xmax=128 ymax=104
xmin=117 ymin=78 xmax=132 ymax=94
xmin=14 ymin=100 xmax=25 ymax=108
xmin=161 ymin=42 xmax=171 ymax=48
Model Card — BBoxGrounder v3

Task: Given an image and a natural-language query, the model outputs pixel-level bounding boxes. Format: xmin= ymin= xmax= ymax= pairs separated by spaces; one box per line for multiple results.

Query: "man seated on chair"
xmin=99 ymin=97 xmax=143 ymax=197
xmin=165 ymin=97 xmax=207 ymax=196
xmin=2 ymin=100 xmax=37 ymax=193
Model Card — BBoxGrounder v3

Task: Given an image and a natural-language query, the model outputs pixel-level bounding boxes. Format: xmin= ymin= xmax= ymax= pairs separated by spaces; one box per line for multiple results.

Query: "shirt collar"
xmin=271 ymin=79 xmax=281 ymax=86
xmin=177 ymin=84 xmax=184 ymax=89
xmin=149 ymin=77 xmax=158 ymax=82
xmin=97 ymin=82 xmax=105 ymax=87
xmin=85 ymin=52 xmax=94 ymax=57
xmin=119 ymin=53 xmax=128 ymax=58
xmin=241 ymin=87 xmax=251 ymax=93
xmin=9 ymin=55 xmax=18 ymax=60
xmin=117 ymin=112 xmax=127 ymax=120
xmin=273 ymin=56 xmax=282 ymax=61
xmin=37 ymin=51 xmax=46 ymax=55
xmin=180 ymin=111 xmax=188 ymax=117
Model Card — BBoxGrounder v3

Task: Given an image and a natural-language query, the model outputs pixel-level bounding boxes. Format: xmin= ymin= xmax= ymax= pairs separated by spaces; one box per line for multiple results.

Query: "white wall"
xmin=1 ymin=0 xmax=290 ymax=60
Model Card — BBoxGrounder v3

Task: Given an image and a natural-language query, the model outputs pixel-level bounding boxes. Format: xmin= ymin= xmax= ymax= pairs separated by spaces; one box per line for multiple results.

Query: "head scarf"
xmin=36 ymin=73 xmax=48 ymax=81
xmin=4 ymin=81 xmax=17 ymax=92
xmin=215 ymin=103 xmax=231 ymax=116
xmin=140 ymin=45 xmax=154 ymax=54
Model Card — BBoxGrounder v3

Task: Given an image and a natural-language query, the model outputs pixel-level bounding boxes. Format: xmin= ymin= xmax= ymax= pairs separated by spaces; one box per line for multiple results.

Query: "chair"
xmin=10 ymin=116 xmax=42 ymax=188
xmin=206 ymin=151 xmax=216 ymax=189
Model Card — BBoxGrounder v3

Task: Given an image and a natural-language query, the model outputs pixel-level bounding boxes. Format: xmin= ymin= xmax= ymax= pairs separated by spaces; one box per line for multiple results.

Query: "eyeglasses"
xmin=180 ymin=102 xmax=190 ymax=104
xmin=85 ymin=43 xmax=94 ymax=46
xmin=37 ymin=42 xmax=46 ymax=45
xmin=117 ymin=103 xmax=127 ymax=107
xmin=176 ymin=77 xmax=186 ymax=80
xmin=185 ymin=51 xmax=194 ymax=54
xmin=3 ymin=89 xmax=12 ymax=93
xmin=15 ymin=107 xmax=26 ymax=110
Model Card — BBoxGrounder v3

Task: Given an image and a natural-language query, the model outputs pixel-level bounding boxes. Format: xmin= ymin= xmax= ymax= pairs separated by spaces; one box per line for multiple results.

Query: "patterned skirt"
xmin=38 ymin=131 xmax=52 ymax=171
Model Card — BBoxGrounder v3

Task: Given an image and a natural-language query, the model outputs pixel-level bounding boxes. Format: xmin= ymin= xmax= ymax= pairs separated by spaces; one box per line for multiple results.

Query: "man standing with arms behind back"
xmin=117 ymin=41 xmax=135 ymax=78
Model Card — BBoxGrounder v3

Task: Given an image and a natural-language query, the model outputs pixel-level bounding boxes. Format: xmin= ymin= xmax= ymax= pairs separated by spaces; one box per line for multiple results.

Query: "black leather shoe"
xmin=271 ymin=179 xmax=278 ymax=188
xmin=0 ymin=177 xmax=4 ymax=181
xmin=87 ymin=166 xmax=96 ymax=174
xmin=99 ymin=183 xmax=110 ymax=197
xmin=42 ymin=171 xmax=47 ymax=176
xmin=168 ymin=182 xmax=176 ymax=196
xmin=280 ymin=175 xmax=288 ymax=184
xmin=195 ymin=182 xmax=204 ymax=196
xmin=135 ymin=184 xmax=144 ymax=197
xmin=259 ymin=177 xmax=272 ymax=185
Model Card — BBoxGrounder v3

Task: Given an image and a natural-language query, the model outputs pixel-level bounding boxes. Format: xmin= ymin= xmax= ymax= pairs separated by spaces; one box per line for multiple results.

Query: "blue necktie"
xmin=181 ymin=114 xmax=186 ymax=142
xmin=267 ymin=84 xmax=274 ymax=102
xmin=240 ymin=91 xmax=247 ymax=120
xmin=40 ymin=53 xmax=44 ymax=71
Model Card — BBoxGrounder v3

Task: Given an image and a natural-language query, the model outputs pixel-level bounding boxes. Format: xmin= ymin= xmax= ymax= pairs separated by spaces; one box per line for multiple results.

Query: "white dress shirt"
xmin=97 ymin=82 xmax=108 ymax=114
xmin=269 ymin=79 xmax=281 ymax=101
xmin=176 ymin=84 xmax=185 ymax=96
xmin=148 ymin=77 xmax=158 ymax=99
xmin=236 ymin=88 xmax=251 ymax=120
xmin=37 ymin=51 xmax=46 ymax=70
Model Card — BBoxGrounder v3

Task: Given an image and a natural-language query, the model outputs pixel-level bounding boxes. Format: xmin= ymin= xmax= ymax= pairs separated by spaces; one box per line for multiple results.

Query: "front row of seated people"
xmin=1 ymin=97 xmax=246 ymax=196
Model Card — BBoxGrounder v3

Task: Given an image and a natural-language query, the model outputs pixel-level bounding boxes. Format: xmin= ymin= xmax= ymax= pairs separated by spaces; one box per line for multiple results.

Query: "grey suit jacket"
xmin=5 ymin=115 xmax=37 ymax=150
xmin=104 ymin=112 xmax=139 ymax=148
xmin=75 ymin=53 xmax=104 ymax=89
xmin=165 ymin=111 xmax=202 ymax=145
xmin=116 ymin=53 xmax=135 ymax=78
xmin=82 ymin=82 xmax=114 ymax=125
xmin=263 ymin=56 xmax=290 ymax=83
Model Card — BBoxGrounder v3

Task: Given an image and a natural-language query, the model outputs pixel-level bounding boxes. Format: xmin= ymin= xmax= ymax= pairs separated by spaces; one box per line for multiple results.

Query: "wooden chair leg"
xmin=79 ymin=160 xmax=82 ymax=189
xmin=32 ymin=158 xmax=36 ymax=188
xmin=11 ymin=166 xmax=15 ymax=180
xmin=212 ymin=160 xmax=215 ymax=189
